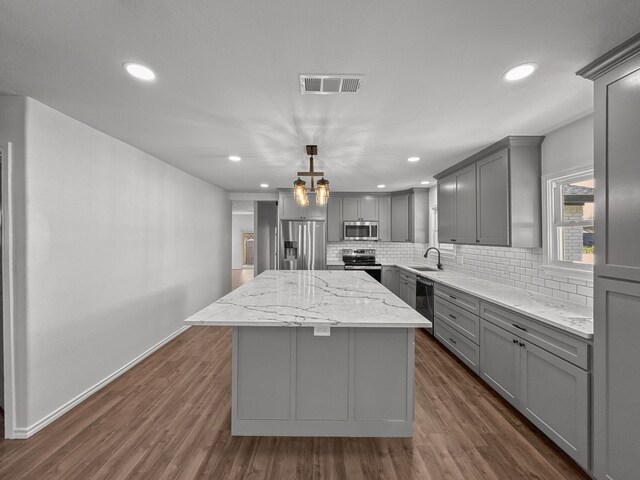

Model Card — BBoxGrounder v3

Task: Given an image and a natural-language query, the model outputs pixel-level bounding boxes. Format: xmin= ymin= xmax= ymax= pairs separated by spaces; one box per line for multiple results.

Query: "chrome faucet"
xmin=424 ymin=247 xmax=444 ymax=270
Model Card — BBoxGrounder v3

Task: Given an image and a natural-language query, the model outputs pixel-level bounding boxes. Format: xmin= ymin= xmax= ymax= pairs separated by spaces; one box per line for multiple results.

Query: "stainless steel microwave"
xmin=343 ymin=221 xmax=379 ymax=241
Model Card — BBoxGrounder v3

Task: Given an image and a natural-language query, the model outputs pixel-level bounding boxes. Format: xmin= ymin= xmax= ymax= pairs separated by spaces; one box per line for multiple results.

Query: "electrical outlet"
xmin=314 ymin=326 xmax=331 ymax=336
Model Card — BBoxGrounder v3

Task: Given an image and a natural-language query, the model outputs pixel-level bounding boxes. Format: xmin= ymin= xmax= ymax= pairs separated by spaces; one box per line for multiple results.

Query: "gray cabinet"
xmin=435 ymin=136 xmax=543 ymax=247
xmin=479 ymin=317 xmax=590 ymax=468
xmin=479 ymin=319 xmax=520 ymax=406
xmin=578 ymin=34 xmax=640 ymax=480
xmin=592 ymin=277 xmax=640 ymax=479
xmin=378 ymin=196 xmax=392 ymax=241
xmin=391 ymin=194 xmax=409 ymax=242
xmin=437 ymin=176 xmax=455 ymax=243
xmin=280 ymin=194 xmax=326 ymax=220
xmin=398 ymin=270 xmax=416 ymax=308
xmin=437 ymin=165 xmax=476 ymax=244
xmin=410 ymin=189 xmax=430 ymax=243
xmin=382 ymin=266 xmax=398 ymax=295
xmin=476 ymin=149 xmax=510 ymax=246
xmin=342 ymin=196 xmax=378 ymax=221
xmin=434 ymin=319 xmax=480 ymax=374
xmin=327 ymin=197 xmax=342 ymax=242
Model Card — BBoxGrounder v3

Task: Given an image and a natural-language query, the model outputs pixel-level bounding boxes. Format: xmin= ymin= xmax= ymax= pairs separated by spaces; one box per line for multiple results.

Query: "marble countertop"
xmin=185 ymin=270 xmax=431 ymax=328
xmin=394 ymin=265 xmax=593 ymax=339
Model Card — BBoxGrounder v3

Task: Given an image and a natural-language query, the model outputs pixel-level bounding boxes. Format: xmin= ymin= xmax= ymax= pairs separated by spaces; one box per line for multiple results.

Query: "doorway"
xmin=231 ymin=201 xmax=255 ymax=290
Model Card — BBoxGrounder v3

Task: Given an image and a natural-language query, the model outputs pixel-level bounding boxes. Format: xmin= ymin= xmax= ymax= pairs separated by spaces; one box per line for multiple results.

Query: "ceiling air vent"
xmin=299 ymin=74 xmax=363 ymax=94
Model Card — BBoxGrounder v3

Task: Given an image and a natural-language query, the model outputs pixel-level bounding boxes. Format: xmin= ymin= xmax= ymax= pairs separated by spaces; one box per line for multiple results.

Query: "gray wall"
xmin=255 ymin=201 xmax=278 ymax=275
xmin=1 ymin=96 xmax=231 ymax=432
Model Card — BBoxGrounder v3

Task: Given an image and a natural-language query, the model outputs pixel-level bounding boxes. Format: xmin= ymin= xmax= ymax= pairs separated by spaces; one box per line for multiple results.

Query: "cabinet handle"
xmin=512 ymin=324 xmax=527 ymax=332
xmin=449 ymin=295 xmax=457 ymax=300
xmin=449 ymin=338 xmax=457 ymax=345
xmin=513 ymin=339 xmax=518 ymax=344
xmin=519 ymin=342 xmax=526 ymax=348
xmin=450 ymin=238 xmax=456 ymax=242
xmin=476 ymin=240 xmax=480 ymax=243
xmin=449 ymin=314 xmax=457 ymax=319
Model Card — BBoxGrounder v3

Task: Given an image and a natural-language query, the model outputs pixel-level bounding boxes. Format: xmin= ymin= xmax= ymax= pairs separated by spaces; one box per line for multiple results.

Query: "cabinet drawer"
xmin=480 ymin=302 xmax=590 ymax=370
xmin=434 ymin=320 xmax=480 ymax=374
xmin=435 ymin=296 xmax=480 ymax=344
xmin=435 ymin=284 xmax=480 ymax=315
xmin=399 ymin=272 xmax=416 ymax=285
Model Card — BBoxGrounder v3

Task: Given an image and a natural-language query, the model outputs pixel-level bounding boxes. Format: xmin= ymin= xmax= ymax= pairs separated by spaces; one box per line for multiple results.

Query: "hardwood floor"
xmin=0 ymin=327 xmax=590 ymax=480
xmin=232 ymin=268 xmax=254 ymax=290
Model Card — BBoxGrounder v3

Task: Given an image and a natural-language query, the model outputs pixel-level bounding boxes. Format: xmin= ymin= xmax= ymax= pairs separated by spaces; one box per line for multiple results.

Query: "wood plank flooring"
xmin=0 ymin=327 xmax=590 ymax=480
xmin=232 ymin=269 xmax=254 ymax=290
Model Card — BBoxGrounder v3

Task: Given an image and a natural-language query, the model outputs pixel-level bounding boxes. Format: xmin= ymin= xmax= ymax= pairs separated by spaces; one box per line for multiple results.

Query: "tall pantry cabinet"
xmin=577 ymin=32 xmax=640 ymax=480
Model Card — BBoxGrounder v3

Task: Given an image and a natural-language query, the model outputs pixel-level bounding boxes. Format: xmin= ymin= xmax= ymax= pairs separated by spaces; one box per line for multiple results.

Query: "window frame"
xmin=541 ymin=166 xmax=594 ymax=280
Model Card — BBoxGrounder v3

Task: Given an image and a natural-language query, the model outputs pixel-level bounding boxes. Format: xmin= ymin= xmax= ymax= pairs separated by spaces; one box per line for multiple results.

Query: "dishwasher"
xmin=415 ymin=277 xmax=435 ymax=335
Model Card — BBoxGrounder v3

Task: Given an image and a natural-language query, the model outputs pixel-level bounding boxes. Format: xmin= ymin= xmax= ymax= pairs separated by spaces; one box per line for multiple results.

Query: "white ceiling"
xmin=1 ymin=1 xmax=639 ymax=192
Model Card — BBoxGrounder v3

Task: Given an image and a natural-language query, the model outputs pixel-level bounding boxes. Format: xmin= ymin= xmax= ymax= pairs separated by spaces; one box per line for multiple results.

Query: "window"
xmin=542 ymin=168 xmax=594 ymax=278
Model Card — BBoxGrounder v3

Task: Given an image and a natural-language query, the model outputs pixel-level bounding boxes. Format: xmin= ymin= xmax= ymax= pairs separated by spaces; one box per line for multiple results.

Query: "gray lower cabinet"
xmin=592 ymin=277 xmax=640 ymax=479
xmin=479 ymin=318 xmax=590 ymax=469
xmin=327 ymin=196 xmax=342 ymax=241
xmin=398 ymin=270 xmax=416 ymax=308
xmin=382 ymin=266 xmax=398 ymax=295
xmin=479 ymin=319 xmax=520 ymax=405
xmin=434 ymin=319 xmax=480 ymax=374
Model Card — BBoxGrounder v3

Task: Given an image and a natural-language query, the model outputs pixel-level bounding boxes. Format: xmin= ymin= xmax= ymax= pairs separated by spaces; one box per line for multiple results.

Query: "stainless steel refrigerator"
xmin=279 ymin=220 xmax=326 ymax=270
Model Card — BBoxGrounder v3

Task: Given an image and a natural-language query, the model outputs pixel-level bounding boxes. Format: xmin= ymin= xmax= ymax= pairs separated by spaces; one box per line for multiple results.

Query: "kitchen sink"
xmin=406 ymin=266 xmax=439 ymax=272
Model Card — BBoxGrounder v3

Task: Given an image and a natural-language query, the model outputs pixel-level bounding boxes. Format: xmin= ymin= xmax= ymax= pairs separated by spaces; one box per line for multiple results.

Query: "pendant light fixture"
xmin=293 ymin=145 xmax=330 ymax=207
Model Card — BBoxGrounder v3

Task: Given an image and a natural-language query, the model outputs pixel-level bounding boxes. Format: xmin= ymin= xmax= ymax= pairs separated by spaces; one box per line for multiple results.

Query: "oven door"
xmin=343 ymin=222 xmax=378 ymax=241
xmin=344 ymin=265 xmax=382 ymax=282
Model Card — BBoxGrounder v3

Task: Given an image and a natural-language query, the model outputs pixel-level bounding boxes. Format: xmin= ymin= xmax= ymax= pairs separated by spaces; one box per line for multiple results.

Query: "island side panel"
xmin=232 ymin=326 xmax=415 ymax=437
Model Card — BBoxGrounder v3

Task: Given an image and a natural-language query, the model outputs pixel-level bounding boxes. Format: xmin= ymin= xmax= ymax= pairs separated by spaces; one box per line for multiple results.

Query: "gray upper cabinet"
xmin=342 ymin=196 xmax=378 ymax=221
xmin=437 ymin=175 xmax=455 ymax=243
xmin=437 ymin=165 xmax=476 ymax=244
xmin=434 ymin=136 xmax=543 ymax=247
xmin=453 ymin=164 xmax=477 ymax=244
xmin=391 ymin=194 xmax=409 ymax=242
xmin=378 ymin=196 xmax=392 ymax=241
xmin=327 ymin=197 xmax=342 ymax=242
xmin=578 ymin=33 xmax=640 ymax=480
xmin=280 ymin=194 xmax=327 ymax=220
xmin=476 ymin=149 xmax=510 ymax=246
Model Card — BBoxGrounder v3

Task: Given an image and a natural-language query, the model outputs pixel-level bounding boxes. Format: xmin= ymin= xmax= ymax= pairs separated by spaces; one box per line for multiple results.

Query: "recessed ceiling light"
xmin=377 ymin=184 xmax=386 ymax=188
xmin=123 ymin=63 xmax=156 ymax=81
xmin=260 ymin=183 xmax=269 ymax=188
xmin=503 ymin=63 xmax=537 ymax=81
xmin=408 ymin=157 xmax=420 ymax=162
xmin=228 ymin=156 xmax=241 ymax=162
xmin=421 ymin=181 xmax=430 ymax=185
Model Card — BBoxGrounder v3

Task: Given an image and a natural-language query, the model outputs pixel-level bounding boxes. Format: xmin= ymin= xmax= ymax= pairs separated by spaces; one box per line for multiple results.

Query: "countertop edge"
xmin=186 ymin=319 xmax=432 ymax=328
xmin=392 ymin=264 xmax=593 ymax=340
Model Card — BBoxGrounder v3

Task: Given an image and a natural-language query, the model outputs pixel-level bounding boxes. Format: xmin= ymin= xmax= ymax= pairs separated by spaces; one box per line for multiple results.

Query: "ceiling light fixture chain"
xmin=293 ymin=145 xmax=330 ymax=207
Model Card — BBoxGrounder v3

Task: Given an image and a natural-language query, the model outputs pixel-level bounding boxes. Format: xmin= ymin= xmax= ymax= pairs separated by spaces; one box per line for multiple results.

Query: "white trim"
xmin=1 ymin=142 xmax=18 ymax=439
xmin=13 ymin=325 xmax=190 ymax=439
xmin=541 ymin=166 xmax=594 ymax=278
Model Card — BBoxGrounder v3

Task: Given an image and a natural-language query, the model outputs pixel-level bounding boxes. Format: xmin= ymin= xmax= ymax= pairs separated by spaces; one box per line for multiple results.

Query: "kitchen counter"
xmin=186 ymin=269 xmax=425 ymax=437
xmin=185 ymin=269 xmax=430 ymax=329
xmin=394 ymin=265 xmax=593 ymax=339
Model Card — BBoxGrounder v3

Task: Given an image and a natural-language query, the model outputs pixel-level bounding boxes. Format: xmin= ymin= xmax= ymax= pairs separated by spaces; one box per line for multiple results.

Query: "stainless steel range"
xmin=341 ymin=249 xmax=382 ymax=282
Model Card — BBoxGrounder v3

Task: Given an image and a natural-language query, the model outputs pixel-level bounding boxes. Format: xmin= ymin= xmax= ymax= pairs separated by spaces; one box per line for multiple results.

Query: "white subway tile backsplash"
xmin=327 ymin=241 xmax=594 ymax=304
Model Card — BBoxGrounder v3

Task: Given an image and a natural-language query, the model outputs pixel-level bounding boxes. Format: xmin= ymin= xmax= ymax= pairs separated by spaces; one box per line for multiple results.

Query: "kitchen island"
xmin=185 ymin=270 xmax=430 ymax=437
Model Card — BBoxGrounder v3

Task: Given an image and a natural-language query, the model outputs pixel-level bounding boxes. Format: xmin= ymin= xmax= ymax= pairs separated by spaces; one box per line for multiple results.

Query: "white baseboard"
xmin=12 ymin=325 xmax=190 ymax=439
